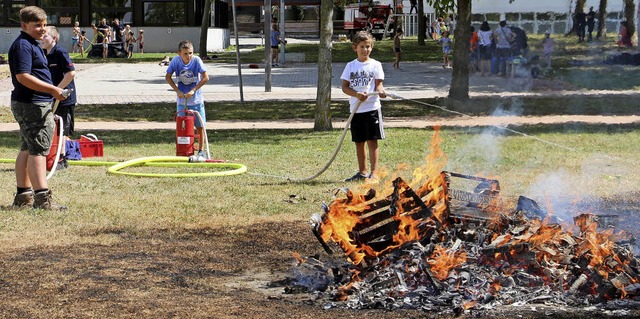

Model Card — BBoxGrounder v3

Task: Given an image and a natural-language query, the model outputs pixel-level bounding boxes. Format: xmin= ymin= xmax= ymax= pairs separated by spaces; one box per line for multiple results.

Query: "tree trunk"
xmin=596 ymin=0 xmax=607 ymax=39
xmin=624 ymin=0 xmax=636 ymax=45
xmin=567 ymin=0 xmax=587 ymax=36
xmin=314 ymin=0 xmax=334 ymax=131
xmin=199 ymin=0 xmax=212 ymax=57
xmin=448 ymin=0 xmax=470 ymax=101
xmin=418 ymin=0 xmax=426 ymax=45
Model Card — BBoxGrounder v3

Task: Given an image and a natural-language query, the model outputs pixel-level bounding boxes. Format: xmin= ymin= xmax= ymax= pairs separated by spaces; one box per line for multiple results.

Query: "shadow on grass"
xmin=69 ymin=95 xmax=640 ymax=123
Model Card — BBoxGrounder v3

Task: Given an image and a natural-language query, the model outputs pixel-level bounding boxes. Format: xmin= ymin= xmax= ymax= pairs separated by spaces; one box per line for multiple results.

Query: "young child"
xmin=137 ymin=29 xmax=144 ymax=53
xmin=126 ymin=30 xmax=136 ymax=58
xmin=41 ymin=26 xmax=77 ymax=170
xmin=77 ymin=30 xmax=87 ymax=58
xmin=165 ymin=40 xmax=209 ymax=158
xmin=541 ymin=30 xmax=555 ymax=69
xmin=71 ymin=21 xmax=80 ymax=53
xmin=8 ymin=6 xmax=66 ymax=209
xmin=101 ymin=29 xmax=110 ymax=59
xmin=439 ymin=30 xmax=452 ymax=69
xmin=123 ymin=25 xmax=132 ymax=54
xmin=392 ymin=28 xmax=403 ymax=70
xmin=340 ymin=31 xmax=387 ymax=182
xmin=270 ymin=24 xmax=285 ymax=67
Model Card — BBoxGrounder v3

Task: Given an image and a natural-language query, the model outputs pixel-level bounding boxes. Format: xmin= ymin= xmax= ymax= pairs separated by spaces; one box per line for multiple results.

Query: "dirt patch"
xmin=0 ymin=217 xmax=638 ymax=318
xmin=0 ymin=65 xmax=8 ymax=80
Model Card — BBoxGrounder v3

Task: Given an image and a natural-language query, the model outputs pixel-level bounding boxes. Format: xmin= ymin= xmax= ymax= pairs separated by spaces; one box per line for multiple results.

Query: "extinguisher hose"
xmin=46 ymin=89 xmax=72 ymax=180
xmin=286 ymin=92 xmax=387 ymax=182
xmin=45 ymin=115 xmax=65 ymax=180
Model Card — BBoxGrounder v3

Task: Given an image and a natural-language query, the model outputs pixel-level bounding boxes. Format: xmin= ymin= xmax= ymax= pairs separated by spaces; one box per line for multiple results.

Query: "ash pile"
xmin=293 ymin=171 xmax=640 ymax=314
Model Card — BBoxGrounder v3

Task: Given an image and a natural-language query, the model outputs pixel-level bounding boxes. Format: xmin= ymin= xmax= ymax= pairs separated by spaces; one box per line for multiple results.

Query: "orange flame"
xmin=427 ymin=244 xmax=467 ymax=281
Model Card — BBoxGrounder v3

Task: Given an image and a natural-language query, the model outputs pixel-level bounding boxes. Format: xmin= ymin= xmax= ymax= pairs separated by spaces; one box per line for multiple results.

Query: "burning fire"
xmin=305 ymin=126 xmax=640 ymax=312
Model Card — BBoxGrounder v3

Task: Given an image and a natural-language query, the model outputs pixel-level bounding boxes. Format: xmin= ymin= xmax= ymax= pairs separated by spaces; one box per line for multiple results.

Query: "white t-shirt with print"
xmin=340 ymin=58 xmax=385 ymax=113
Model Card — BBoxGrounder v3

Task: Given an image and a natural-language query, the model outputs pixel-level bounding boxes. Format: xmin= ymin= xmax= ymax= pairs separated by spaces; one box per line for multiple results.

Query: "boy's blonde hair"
xmin=178 ymin=40 xmax=193 ymax=51
xmin=20 ymin=6 xmax=47 ymax=23
xmin=352 ymin=31 xmax=374 ymax=46
xmin=46 ymin=26 xmax=60 ymax=41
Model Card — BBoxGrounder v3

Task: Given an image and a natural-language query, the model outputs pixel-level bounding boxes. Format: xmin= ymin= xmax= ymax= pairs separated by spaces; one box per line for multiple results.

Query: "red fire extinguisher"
xmin=46 ymin=89 xmax=72 ymax=171
xmin=176 ymin=100 xmax=195 ymax=157
xmin=46 ymin=116 xmax=62 ymax=171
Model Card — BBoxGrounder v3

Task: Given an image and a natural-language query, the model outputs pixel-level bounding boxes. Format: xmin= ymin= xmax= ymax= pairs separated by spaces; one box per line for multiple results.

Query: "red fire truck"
xmin=344 ymin=2 xmax=395 ymax=40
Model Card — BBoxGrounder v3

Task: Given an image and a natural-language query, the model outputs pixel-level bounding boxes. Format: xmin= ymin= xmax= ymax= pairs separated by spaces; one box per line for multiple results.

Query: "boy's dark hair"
xmin=499 ymin=20 xmax=507 ymax=27
xmin=178 ymin=40 xmax=193 ymax=51
xmin=352 ymin=31 xmax=374 ymax=46
xmin=20 ymin=6 xmax=47 ymax=23
xmin=480 ymin=21 xmax=491 ymax=32
xmin=81 ymin=30 xmax=86 ymax=35
xmin=396 ymin=28 xmax=403 ymax=34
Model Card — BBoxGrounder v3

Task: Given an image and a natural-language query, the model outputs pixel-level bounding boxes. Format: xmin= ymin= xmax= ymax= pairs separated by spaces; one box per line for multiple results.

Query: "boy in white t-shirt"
xmin=340 ymin=31 xmax=387 ymax=182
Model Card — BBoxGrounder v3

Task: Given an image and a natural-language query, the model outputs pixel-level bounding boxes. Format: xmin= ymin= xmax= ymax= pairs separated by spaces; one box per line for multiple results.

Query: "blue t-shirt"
xmin=46 ymin=44 xmax=76 ymax=106
xmin=9 ymin=31 xmax=54 ymax=103
xmin=270 ymin=30 xmax=280 ymax=47
xmin=166 ymin=56 xmax=207 ymax=106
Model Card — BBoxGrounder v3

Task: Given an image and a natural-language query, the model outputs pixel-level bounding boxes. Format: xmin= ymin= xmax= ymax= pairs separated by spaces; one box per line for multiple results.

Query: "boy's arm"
xmin=341 ymin=79 xmax=367 ymax=101
xmin=57 ymin=70 xmax=76 ymax=89
xmin=16 ymin=73 xmax=65 ymax=100
xmin=375 ymin=79 xmax=386 ymax=98
xmin=165 ymin=72 xmax=185 ymax=98
xmin=184 ymin=71 xmax=209 ymax=99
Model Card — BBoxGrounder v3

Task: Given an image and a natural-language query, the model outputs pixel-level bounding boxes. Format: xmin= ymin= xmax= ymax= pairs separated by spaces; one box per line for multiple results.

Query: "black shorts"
xmin=394 ymin=47 xmax=401 ymax=53
xmin=350 ymin=109 xmax=385 ymax=143
xmin=54 ymin=103 xmax=75 ymax=136
xmin=479 ymin=45 xmax=492 ymax=60
xmin=271 ymin=46 xmax=278 ymax=49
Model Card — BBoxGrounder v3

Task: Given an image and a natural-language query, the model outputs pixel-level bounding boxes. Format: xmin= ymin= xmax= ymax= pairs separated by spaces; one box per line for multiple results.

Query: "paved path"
xmin=1 ymin=60 xmax=639 ymax=132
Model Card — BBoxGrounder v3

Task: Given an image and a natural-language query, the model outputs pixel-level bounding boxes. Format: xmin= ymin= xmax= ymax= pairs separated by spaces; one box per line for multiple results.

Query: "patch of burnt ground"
xmin=0 ymin=207 xmax=639 ymax=318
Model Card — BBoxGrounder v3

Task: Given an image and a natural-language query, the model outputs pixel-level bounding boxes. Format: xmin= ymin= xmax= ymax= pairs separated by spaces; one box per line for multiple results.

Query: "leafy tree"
xmin=199 ymin=0 xmax=212 ymax=58
xmin=596 ymin=0 xmax=607 ymax=39
xmin=315 ymin=0 xmax=335 ymax=131
xmin=449 ymin=0 xmax=471 ymax=100
xmin=623 ymin=0 xmax=636 ymax=45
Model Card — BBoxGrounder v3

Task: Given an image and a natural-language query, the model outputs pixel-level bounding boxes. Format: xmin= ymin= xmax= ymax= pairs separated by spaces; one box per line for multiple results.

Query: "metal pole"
xmin=264 ymin=0 xmax=272 ymax=92
xmin=231 ymin=0 xmax=244 ymax=103
xmin=279 ymin=0 xmax=285 ymax=65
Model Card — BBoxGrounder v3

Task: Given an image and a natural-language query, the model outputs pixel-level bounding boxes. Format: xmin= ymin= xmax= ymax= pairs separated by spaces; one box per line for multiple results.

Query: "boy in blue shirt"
xmin=41 ymin=25 xmax=77 ymax=170
xmin=165 ymin=40 xmax=209 ymax=158
xmin=9 ymin=6 xmax=66 ymax=210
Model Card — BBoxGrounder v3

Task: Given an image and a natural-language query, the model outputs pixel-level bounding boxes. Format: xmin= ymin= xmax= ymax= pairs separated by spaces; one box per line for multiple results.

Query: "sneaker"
xmin=12 ymin=190 xmax=34 ymax=209
xmin=197 ymin=150 xmax=207 ymax=159
xmin=344 ymin=172 xmax=368 ymax=182
xmin=33 ymin=190 xmax=67 ymax=210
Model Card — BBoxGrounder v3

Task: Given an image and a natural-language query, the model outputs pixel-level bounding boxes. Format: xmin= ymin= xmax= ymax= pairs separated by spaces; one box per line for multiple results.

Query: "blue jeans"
xmin=495 ymin=47 xmax=511 ymax=75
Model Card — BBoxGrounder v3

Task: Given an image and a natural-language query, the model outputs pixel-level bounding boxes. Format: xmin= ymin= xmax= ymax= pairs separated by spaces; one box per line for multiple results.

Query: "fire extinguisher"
xmin=176 ymin=99 xmax=195 ymax=157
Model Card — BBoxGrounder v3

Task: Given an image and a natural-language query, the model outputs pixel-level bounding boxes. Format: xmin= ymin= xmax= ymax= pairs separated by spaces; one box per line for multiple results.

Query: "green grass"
xmin=0 ymin=125 xmax=639 ymax=248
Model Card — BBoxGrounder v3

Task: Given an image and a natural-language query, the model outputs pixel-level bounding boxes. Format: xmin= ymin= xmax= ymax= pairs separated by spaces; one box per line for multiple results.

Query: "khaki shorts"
xmin=11 ymin=100 xmax=55 ymax=156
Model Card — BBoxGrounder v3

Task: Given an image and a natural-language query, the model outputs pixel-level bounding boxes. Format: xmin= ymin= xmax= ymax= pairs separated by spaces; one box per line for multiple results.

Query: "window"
xmin=91 ymin=0 xmax=132 ymax=25
xmin=0 ymin=0 xmax=25 ymax=26
xmin=143 ymin=1 xmax=185 ymax=26
xmin=42 ymin=0 xmax=79 ymax=26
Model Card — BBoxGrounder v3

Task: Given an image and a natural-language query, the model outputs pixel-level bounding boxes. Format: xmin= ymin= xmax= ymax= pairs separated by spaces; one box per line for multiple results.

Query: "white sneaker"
xmin=197 ymin=150 xmax=206 ymax=159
